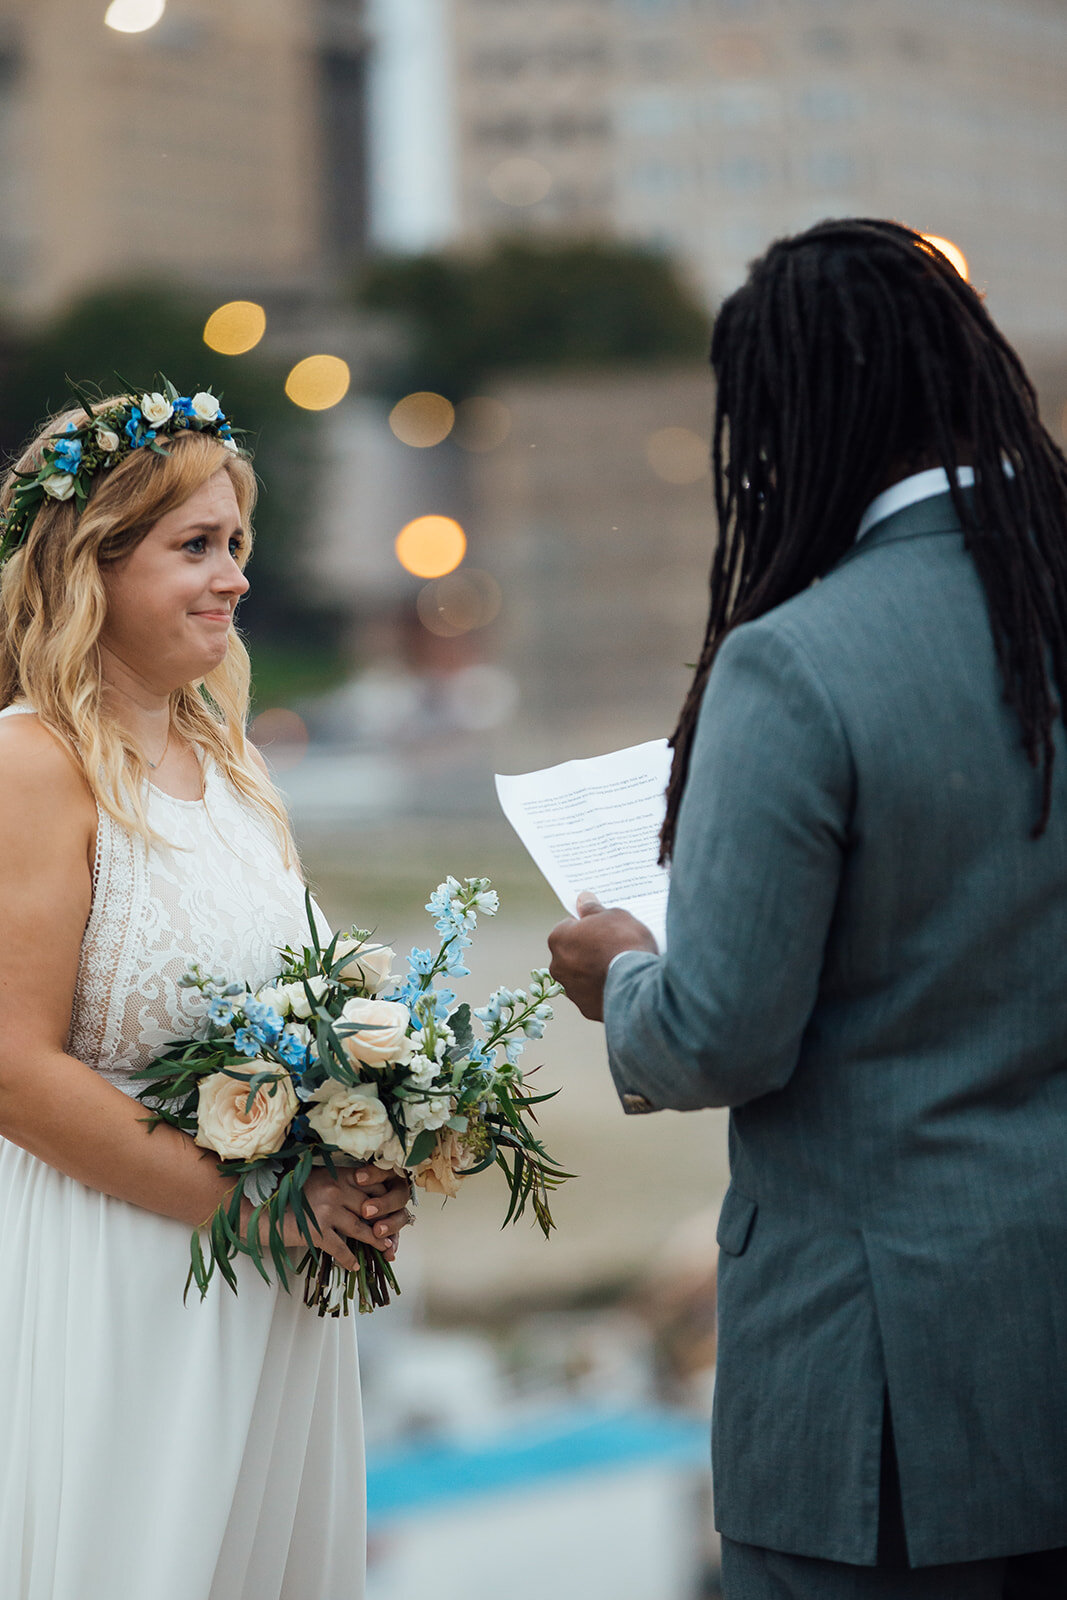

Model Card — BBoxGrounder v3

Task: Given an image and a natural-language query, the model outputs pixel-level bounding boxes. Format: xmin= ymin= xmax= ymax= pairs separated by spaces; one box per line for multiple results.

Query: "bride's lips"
xmin=192 ymin=609 xmax=232 ymax=622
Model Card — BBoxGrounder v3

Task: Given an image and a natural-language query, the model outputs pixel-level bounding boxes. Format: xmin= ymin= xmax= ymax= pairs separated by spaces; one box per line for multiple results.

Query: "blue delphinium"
xmin=244 ymin=999 xmax=282 ymax=1046
xmin=207 ymin=996 xmax=236 ymax=1028
xmin=52 ymin=436 xmax=82 ymax=473
xmin=233 ymin=1026 xmax=260 ymax=1057
xmin=276 ymin=1030 xmax=310 ymax=1070
xmin=123 ymin=407 xmax=155 ymax=449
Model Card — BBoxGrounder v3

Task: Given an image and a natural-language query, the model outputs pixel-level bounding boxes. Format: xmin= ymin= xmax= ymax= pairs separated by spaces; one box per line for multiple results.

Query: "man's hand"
xmin=548 ymin=890 xmax=658 ymax=1021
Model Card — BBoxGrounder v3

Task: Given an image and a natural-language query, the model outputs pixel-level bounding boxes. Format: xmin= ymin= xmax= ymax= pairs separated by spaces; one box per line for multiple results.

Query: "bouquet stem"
xmin=300 ymin=1243 xmax=401 ymax=1317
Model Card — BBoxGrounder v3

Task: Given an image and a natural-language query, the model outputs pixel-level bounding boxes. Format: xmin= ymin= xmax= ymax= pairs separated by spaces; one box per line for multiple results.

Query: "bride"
xmin=0 ymin=388 xmax=411 ymax=1600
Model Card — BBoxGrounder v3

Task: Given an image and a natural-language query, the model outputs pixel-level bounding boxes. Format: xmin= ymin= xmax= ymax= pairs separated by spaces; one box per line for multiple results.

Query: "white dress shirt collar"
xmin=856 ymin=465 xmax=975 ymax=544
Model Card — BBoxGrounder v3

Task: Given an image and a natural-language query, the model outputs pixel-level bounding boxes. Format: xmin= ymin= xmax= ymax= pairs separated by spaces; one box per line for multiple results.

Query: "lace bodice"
xmin=0 ymin=705 xmax=313 ymax=1096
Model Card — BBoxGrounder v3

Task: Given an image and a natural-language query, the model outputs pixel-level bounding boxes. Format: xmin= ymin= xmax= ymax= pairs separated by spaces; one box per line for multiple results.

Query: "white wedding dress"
xmin=0 ymin=705 xmax=365 ymax=1600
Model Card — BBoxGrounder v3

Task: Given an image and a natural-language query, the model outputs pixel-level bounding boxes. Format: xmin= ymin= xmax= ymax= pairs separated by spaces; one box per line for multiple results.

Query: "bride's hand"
xmin=249 ymin=1166 xmax=412 ymax=1269
xmin=354 ymin=1163 xmax=414 ymax=1262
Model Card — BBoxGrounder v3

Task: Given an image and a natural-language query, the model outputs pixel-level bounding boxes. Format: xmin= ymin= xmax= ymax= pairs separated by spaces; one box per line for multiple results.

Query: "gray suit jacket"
xmin=605 ymin=489 xmax=1067 ymax=1567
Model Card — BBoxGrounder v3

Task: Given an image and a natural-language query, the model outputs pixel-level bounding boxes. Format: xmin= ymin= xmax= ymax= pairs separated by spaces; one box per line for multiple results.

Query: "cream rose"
xmin=42 ymin=472 xmax=75 ymax=501
xmin=192 ymin=391 xmax=221 ymax=422
xmin=413 ymin=1129 xmax=476 ymax=1199
xmin=306 ymin=1079 xmax=392 ymax=1161
xmin=282 ymin=975 xmax=330 ymax=1019
xmin=338 ymin=997 xmax=413 ymax=1069
xmin=95 ymin=425 xmax=121 ymax=454
xmin=371 ymin=1130 xmax=408 ymax=1172
xmin=194 ymin=1067 xmax=297 ymax=1161
xmin=334 ymin=936 xmax=395 ymax=994
xmin=140 ymin=391 xmax=174 ymax=426
xmin=255 ymin=983 xmax=292 ymax=1018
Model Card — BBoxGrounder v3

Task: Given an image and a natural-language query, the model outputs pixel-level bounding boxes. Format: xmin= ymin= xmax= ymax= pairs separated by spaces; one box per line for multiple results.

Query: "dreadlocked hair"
xmin=660 ymin=216 xmax=1067 ymax=861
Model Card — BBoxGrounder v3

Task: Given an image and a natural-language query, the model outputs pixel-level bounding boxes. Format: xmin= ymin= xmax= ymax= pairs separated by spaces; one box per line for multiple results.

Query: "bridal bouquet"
xmin=135 ymin=877 xmax=568 ymax=1315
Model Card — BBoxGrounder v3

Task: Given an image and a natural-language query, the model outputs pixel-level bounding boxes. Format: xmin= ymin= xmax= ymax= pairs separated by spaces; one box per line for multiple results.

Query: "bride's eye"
xmin=183 ymin=536 xmax=208 ymax=555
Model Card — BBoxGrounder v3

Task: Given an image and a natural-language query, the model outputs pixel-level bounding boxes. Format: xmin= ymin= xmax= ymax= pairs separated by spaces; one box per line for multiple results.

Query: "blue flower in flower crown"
xmin=123 ymin=408 xmax=156 ymax=449
xmin=172 ymin=396 xmax=195 ymax=418
xmin=52 ymin=436 xmax=82 ymax=473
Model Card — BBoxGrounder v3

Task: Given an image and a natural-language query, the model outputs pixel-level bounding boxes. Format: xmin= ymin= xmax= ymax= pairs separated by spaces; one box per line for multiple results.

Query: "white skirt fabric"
xmin=0 ymin=1137 xmax=365 ymax=1600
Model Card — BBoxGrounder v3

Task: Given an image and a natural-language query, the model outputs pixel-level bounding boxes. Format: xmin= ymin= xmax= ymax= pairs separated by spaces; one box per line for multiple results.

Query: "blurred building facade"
xmin=378 ymin=0 xmax=1067 ymax=342
xmin=0 ymin=0 xmax=370 ymax=315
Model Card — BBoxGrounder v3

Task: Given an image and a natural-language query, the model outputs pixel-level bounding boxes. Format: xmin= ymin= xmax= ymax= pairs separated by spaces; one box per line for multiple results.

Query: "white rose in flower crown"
xmin=95 ymin=426 xmax=121 ymax=454
xmin=338 ymin=997 xmax=413 ymax=1069
xmin=42 ymin=472 xmax=75 ymax=501
xmin=306 ymin=1079 xmax=392 ymax=1161
xmin=221 ymin=436 xmax=239 ymax=454
xmin=282 ymin=974 xmax=330 ymax=1019
xmin=334 ymin=936 xmax=395 ymax=994
xmin=140 ymin=391 xmax=174 ymax=426
xmin=194 ymin=1067 xmax=298 ymax=1161
xmin=192 ymin=391 xmax=221 ymax=422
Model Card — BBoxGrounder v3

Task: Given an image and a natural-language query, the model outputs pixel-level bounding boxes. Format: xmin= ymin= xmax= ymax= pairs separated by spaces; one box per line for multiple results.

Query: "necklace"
xmin=146 ymin=724 xmax=172 ymax=771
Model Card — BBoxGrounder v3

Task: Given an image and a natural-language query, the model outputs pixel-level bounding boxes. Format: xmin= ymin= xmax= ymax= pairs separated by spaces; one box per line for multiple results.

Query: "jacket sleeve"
xmin=603 ymin=617 xmax=854 ymax=1112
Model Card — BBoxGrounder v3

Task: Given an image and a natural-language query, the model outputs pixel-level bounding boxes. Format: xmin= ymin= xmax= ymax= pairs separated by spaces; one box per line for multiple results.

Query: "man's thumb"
xmin=576 ymin=890 xmax=604 ymax=917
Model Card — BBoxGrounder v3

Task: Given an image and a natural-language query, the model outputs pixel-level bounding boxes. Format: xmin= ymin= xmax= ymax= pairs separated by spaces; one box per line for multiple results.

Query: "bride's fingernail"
xmin=363 ymin=1204 xmax=378 ymax=1217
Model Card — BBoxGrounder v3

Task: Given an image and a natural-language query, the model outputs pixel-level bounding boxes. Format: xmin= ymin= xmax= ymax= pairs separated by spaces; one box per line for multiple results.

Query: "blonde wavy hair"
xmin=0 ymin=398 xmax=297 ymax=866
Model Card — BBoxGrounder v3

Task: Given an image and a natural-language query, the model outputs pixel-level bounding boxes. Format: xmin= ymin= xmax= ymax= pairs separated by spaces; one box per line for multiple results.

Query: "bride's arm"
xmin=0 ymin=719 xmax=401 ymax=1265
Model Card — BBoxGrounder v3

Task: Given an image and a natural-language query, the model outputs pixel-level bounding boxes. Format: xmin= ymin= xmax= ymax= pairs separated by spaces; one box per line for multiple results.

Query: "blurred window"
xmin=804 ymin=25 xmax=851 ymax=59
xmin=470 ymin=47 xmax=528 ymax=77
xmin=702 ymin=83 xmax=781 ymax=128
xmin=627 ymin=160 xmax=688 ymax=195
xmin=547 ymin=113 xmax=610 ymax=142
xmin=472 ymin=116 xmax=534 ymax=147
xmin=805 ymin=148 xmax=859 ymax=189
xmin=798 ymin=85 xmax=857 ymax=122
xmin=620 ymin=91 xmax=688 ymax=136
xmin=719 ymin=153 xmax=774 ymax=192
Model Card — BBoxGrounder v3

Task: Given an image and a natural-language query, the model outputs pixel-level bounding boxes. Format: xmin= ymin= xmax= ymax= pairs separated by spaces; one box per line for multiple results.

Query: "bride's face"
xmin=99 ymin=469 xmax=250 ymax=693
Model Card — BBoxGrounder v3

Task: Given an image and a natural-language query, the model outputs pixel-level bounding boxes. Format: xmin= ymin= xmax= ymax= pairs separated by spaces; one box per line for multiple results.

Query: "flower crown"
xmin=0 ymin=376 xmax=245 ymax=566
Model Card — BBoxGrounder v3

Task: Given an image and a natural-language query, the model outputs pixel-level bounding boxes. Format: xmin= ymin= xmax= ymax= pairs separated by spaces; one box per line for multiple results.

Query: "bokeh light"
xmin=921 ymin=234 xmax=970 ymax=282
xmin=285 ymin=355 xmax=351 ymax=411
xmin=389 ymin=392 xmax=455 ymax=448
xmin=416 ymin=570 xmax=502 ymax=637
xmin=645 ymin=426 xmax=709 ymax=485
xmin=453 ymin=397 xmax=513 ymax=453
xmin=249 ymin=707 xmax=309 ymax=772
xmin=203 ymin=301 xmax=267 ymax=356
xmin=487 ymin=157 xmax=553 ymax=207
xmin=395 ymin=515 xmax=467 ymax=579
xmin=104 ymin=0 xmax=166 ymax=31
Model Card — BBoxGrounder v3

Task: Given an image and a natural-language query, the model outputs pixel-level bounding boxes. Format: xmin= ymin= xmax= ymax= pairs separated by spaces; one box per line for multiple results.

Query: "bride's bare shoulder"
xmin=0 ymin=712 xmax=95 ymax=831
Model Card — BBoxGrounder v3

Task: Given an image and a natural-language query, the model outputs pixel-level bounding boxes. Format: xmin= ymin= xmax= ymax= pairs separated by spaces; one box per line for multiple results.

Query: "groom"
xmin=548 ymin=219 xmax=1067 ymax=1598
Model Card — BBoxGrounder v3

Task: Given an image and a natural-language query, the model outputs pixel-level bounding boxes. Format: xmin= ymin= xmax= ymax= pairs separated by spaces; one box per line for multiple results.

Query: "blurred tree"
xmin=0 ymin=283 xmax=341 ymax=664
xmin=354 ymin=238 xmax=710 ymax=399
